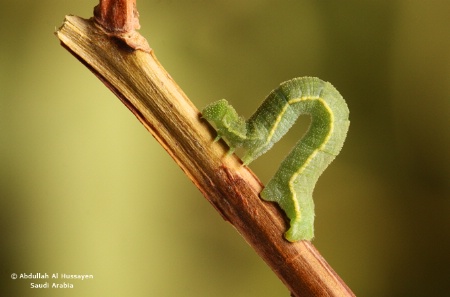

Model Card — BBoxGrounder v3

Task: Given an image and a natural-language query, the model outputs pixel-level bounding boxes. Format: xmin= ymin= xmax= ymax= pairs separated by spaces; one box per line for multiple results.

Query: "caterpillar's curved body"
xmin=202 ymin=77 xmax=349 ymax=242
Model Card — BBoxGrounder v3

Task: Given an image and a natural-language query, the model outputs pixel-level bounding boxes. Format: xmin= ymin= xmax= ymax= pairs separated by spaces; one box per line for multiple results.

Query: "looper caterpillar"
xmin=202 ymin=77 xmax=350 ymax=242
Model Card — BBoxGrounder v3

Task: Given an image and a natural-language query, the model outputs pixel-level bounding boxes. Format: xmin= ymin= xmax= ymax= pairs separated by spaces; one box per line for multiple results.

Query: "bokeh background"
xmin=1 ymin=1 xmax=449 ymax=296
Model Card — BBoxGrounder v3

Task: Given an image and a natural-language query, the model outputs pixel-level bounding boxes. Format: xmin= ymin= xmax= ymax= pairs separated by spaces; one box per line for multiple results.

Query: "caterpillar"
xmin=202 ymin=77 xmax=350 ymax=242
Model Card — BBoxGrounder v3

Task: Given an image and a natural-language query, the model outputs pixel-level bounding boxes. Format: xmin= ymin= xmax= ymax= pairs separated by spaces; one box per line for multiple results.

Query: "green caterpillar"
xmin=202 ymin=77 xmax=350 ymax=242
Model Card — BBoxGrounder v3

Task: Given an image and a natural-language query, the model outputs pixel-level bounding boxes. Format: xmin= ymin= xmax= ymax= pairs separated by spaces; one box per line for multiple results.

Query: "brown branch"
xmin=94 ymin=0 xmax=140 ymax=32
xmin=55 ymin=15 xmax=355 ymax=297
xmin=93 ymin=0 xmax=150 ymax=53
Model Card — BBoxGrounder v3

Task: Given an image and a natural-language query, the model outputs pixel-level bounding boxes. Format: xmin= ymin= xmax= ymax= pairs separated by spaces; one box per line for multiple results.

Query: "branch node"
xmin=93 ymin=0 xmax=151 ymax=53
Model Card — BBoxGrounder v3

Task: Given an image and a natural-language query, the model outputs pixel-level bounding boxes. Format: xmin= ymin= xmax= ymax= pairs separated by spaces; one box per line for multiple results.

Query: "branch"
xmin=55 ymin=15 xmax=355 ymax=297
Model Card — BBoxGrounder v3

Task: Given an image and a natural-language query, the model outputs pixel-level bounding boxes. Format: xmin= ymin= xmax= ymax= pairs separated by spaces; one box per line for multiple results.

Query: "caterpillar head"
xmin=202 ymin=99 xmax=247 ymax=149
xmin=202 ymin=99 xmax=232 ymax=122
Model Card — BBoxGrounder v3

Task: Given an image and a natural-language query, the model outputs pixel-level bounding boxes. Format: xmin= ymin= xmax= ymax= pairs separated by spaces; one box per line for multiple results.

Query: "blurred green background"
xmin=1 ymin=1 xmax=449 ymax=296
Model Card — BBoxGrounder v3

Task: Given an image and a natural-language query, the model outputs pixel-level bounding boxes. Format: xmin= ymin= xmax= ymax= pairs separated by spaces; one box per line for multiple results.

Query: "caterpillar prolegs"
xmin=202 ymin=77 xmax=350 ymax=242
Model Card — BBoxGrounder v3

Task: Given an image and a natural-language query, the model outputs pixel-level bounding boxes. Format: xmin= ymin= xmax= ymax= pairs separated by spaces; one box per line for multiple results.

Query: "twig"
xmin=93 ymin=0 xmax=150 ymax=52
xmin=55 ymin=14 xmax=355 ymax=297
xmin=94 ymin=0 xmax=140 ymax=32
